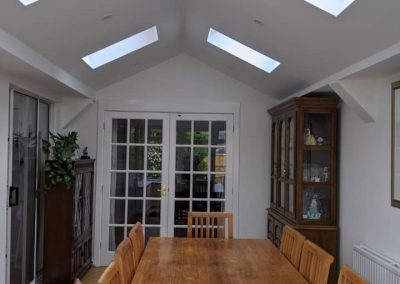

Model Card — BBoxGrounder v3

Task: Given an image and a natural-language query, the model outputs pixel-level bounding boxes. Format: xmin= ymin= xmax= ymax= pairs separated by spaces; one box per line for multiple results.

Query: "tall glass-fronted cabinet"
xmin=267 ymin=97 xmax=339 ymax=282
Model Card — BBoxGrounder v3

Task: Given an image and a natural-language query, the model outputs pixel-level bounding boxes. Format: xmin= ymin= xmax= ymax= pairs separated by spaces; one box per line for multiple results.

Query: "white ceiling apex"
xmin=0 ymin=0 xmax=400 ymax=99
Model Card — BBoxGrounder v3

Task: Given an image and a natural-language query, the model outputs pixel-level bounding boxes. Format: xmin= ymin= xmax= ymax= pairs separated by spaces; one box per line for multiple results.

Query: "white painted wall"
xmin=339 ymin=76 xmax=400 ymax=266
xmin=67 ymin=54 xmax=277 ymax=246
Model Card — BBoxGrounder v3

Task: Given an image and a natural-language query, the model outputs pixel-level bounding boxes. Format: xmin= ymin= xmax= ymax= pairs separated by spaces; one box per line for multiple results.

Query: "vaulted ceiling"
xmin=0 ymin=0 xmax=400 ymax=99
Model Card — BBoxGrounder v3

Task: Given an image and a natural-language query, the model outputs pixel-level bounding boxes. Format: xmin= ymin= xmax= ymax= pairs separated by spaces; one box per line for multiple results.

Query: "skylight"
xmin=82 ymin=26 xmax=158 ymax=69
xmin=19 ymin=0 xmax=39 ymax=6
xmin=304 ymin=0 xmax=355 ymax=16
xmin=207 ymin=28 xmax=280 ymax=74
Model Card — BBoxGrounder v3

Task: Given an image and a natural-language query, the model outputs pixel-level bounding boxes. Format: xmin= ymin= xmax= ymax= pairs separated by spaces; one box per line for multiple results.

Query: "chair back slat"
xmin=337 ymin=265 xmax=368 ymax=284
xmin=280 ymin=225 xmax=306 ymax=269
xmin=187 ymin=212 xmax=233 ymax=239
xmin=129 ymin=222 xmax=145 ymax=267
xmin=98 ymin=262 xmax=121 ymax=284
xmin=299 ymin=240 xmax=334 ymax=284
xmin=114 ymin=238 xmax=136 ymax=284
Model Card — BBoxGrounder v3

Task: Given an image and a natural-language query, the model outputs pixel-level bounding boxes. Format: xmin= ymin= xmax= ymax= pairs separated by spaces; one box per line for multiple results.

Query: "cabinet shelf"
xmin=302 ymin=182 xmax=331 ymax=187
xmin=303 ymin=145 xmax=331 ymax=151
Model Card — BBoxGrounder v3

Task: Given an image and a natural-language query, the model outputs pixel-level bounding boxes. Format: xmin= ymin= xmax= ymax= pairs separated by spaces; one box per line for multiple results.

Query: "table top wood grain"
xmin=131 ymin=237 xmax=308 ymax=284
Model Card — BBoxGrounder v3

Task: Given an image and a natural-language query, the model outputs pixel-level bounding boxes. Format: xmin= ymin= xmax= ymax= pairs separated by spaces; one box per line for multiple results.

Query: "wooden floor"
xmin=80 ymin=267 xmax=106 ymax=284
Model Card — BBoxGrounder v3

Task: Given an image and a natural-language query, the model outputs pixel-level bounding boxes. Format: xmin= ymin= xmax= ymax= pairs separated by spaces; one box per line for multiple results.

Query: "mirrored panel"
xmin=211 ymin=148 xmax=226 ymax=172
xmin=148 ymin=120 xmax=163 ymax=144
xmin=146 ymin=173 xmax=161 ymax=197
xmin=211 ymin=121 xmax=226 ymax=145
xmin=176 ymin=147 xmax=190 ymax=171
xmin=112 ymin=119 xmax=127 ymax=143
xmin=111 ymin=146 xmax=127 ymax=170
xmin=145 ymin=200 xmax=161 ymax=224
xmin=129 ymin=146 xmax=144 ymax=170
xmin=193 ymin=147 xmax=208 ymax=171
xmin=130 ymin=119 xmax=145 ymax=143
xmin=108 ymin=227 xmax=125 ymax=250
xmin=175 ymin=174 xmax=190 ymax=198
xmin=193 ymin=174 xmax=208 ymax=198
xmin=128 ymin=173 xmax=144 ymax=197
xmin=194 ymin=121 xmax=209 ymax=145
xmin=109 ymin=200 xmax=125 ymax=224
xmin=176 ymin=121 xmax=191 ymax=145
xmin=110 ymin=172 xmax=126 ymax=197
xmin=127 ymin=200 xmax=143 ymax=224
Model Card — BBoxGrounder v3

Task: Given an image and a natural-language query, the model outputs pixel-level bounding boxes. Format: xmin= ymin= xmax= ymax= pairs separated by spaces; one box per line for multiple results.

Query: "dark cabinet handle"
xmin=9 ymin=186 xmax=19 ymax=207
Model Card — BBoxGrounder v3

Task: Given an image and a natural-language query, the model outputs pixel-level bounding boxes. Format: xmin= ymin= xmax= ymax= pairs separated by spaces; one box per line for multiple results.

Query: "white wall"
xmin=339 ymin=76 xmax=400 ymax=266
xmin=68 ymin=54 xmax=277 ymax=244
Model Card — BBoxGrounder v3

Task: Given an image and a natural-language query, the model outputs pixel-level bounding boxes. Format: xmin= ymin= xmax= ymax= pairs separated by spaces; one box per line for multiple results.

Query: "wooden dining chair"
xmin=299 ymin=240 xmax=334 ymax=284
xmin=129 ymin=222 xmax=145 ymax=267
xmin=280 ymin=225 xmax=306 ymax=269
xmin=98 ymin=262 xmax=121 ymax=284
xmin=114 ymin=238 xmax=136 ymax=284
xmin=337 ymin=265 xmax=367 ymax=284
xmin=187 ymin=211 xmax=233 ymax=239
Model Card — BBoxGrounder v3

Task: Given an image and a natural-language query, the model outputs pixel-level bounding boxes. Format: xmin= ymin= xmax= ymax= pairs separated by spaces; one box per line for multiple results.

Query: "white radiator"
xmin=353 ymin=244 xmax=400 ymax=284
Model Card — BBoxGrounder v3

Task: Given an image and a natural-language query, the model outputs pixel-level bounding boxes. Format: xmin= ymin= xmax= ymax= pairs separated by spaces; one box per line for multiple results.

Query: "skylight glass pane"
xmin=82 ymin=26 xmax=158 ymax=69
xmin=19 ymin=0 xmax=39 ymax=6
xmin=207 ymin=28 xmax=280 ymax=74
xmin=304 ymin=0 xmax=355 ymax=16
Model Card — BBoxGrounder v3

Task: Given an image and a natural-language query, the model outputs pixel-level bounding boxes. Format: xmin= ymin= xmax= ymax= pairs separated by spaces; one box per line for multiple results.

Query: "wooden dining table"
xmin=131 ymin=237 xmax=308 ymax=284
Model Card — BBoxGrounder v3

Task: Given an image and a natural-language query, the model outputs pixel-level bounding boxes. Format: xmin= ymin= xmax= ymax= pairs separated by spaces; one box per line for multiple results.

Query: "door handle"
xmin=161 ymin=186 xmax=169 ymax=197
xmin=9 ymin=186 xmax=19 ymax=207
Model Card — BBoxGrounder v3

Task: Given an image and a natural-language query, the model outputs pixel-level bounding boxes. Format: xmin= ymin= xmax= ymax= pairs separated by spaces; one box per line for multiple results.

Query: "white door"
xmin=168 ymin=114 xmax=233 ymax=237
xmin=101 ymin=112 xmax=170 ymax=263
xmin=100 ymin=112 xmax=234 ymax=263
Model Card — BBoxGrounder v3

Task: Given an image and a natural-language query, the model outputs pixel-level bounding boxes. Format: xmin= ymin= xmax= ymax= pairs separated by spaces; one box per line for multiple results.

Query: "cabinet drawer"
xmin=273 ymin=220 xmax=283 ymax=248
xmin=267 ymin=215 xmax=274 ymax=240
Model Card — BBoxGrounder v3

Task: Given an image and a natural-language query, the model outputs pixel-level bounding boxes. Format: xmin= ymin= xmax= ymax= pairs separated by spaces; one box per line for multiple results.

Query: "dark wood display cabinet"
xmin=43 ymin=159 xmax=95 ymax=284
xmin=267 ymin=97 xmax=339 ymax=283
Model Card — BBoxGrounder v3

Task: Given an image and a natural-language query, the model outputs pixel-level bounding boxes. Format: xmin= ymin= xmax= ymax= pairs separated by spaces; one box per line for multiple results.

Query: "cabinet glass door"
xmin=278 ymin=120 xmax=286 ymax=209
xmin=301 ymin=112 xmax=333 ymax=224
xmin=270 ymin=122 xmax=278 ymax=206
xmin=287 ymin=116 xmax=295 ymax=216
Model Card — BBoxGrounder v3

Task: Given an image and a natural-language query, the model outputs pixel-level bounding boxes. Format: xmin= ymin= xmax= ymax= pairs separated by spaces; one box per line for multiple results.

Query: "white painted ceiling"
xmin=0 ymin=0 xmax=400 ymax=99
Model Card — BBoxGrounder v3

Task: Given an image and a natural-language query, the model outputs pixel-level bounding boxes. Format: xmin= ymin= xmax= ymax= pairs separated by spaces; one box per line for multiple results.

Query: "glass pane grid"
xmin=172 ymin=119 xmax=228 ymax=236
xmin=109 ymin=117 xmax=164 ymax=250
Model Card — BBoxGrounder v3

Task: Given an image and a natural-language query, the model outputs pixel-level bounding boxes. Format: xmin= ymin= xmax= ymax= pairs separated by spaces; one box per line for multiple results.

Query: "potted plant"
xmin=42 ymin=131 xmax=79 ymax=190
xmin=42 ymin=131 xmax=80 ymax=283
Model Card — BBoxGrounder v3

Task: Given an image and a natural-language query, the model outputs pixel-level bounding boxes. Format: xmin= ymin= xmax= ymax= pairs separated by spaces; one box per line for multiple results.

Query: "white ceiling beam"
xmin=284 ymin=40 xmax=400 ymax=101
xmin=0 ymin=28 xmax=95 ymax=99
xmin=330 ymin=80 xmax=381 ymax=123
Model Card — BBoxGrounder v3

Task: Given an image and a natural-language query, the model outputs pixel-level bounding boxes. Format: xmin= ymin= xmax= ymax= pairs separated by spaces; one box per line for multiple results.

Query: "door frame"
xmin=93 ymin=99 xmax=240 ymax=266
xmin=6 ymin=87 xmax=52 ymax=284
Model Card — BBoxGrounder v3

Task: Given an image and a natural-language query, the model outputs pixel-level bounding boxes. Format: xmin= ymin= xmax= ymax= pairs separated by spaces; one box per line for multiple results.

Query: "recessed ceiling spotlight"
xmin=207 ymin=28 xmax=280 ymax=74
xmin=102 ymin=14 xmax=113 ymax=21
xmin=304 ymin=0 xmax=356 ymax=16
xmin=82 ymin=26 xmax=159 ymax=69
xmin=253 ymin=18 xmax=265 ymax=26
xmin=19 ymin=0 xmax=39 ymax=6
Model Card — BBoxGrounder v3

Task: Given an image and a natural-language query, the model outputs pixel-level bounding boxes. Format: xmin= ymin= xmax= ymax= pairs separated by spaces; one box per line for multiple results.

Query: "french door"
xmin=7 ymin=90 xmax=49 ymax=284
xmin=100 ymin=112 xmax=233 ymax=263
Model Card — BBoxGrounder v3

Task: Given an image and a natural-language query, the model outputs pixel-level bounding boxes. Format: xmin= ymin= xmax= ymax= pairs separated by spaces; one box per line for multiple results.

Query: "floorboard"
xmin=80 ymin=266 xmax=106 ymax=284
